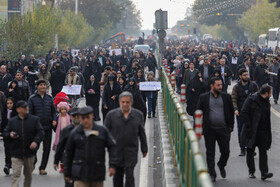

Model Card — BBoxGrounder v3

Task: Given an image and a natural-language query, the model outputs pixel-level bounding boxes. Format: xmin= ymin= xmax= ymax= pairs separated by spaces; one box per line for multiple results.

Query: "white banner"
xmin=140 ymin=82 xmax=161 ymax=91
xmin=61 ymin=85 xmax=82 ymax=95
xmin=109 ymin=49 xmax=122 ymax=56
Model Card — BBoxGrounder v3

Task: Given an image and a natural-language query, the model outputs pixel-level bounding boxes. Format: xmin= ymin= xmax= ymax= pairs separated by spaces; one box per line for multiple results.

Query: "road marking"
xmin=271 ymin=106 xmax=280 ymax=118
xmin=139 ymin=119 xmax=150 ymax=187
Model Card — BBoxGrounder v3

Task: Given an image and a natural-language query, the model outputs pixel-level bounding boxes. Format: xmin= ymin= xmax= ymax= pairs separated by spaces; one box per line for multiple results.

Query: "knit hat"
xmin=57 ymin=102 xmax=70 ymax=112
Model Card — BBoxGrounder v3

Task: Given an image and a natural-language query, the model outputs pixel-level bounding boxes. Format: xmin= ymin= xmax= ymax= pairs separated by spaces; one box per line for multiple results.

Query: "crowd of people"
xmin=0 ymin=36 xmax=278 ymax=186
xmin=0 ymin=38 xmax=158 ymax=187
xmin=164 ymin=39 xmax=275 ymax=182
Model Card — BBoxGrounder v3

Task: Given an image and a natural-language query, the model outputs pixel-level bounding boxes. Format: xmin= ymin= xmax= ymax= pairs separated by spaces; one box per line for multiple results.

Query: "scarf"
xmin=53 ymin=113 xmax=70 ymax=151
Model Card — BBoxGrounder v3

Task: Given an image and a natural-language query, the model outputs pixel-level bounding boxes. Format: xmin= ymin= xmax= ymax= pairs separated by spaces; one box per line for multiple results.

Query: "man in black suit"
xmin=197 ymin=77 xmax=234 ymax=182
xmin=198 ymin=57 xmax=214 ymax=84
xmin=215 ymin=58 xmax=232 ymax=92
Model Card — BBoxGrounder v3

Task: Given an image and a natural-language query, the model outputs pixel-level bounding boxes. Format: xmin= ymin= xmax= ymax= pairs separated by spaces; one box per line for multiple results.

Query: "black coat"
xmin=240 ymin=93 xmax=272 ymax=149
xmin=104 ymin=108 xmax=148 ymax=167
xmin=198 ymin=65 xmax=214 ymax=80
xmin=28 ymin=92 xmax=57 ymax=130
xmin=186 ymin=74 xmax=206 ymax=116
xmin=54 ymin=123 xmax=77 ymax=165
xmin=3 ymin=114 xmax=44 ymax=158
xmin=63 ymin=123 xmax=117 ymax=182
xmin=146 ymin=55 xmax=157 ymax=70
xmin=124 ymin=82 xmax=147 ymax=121
xmin=85 ymin=81 xmax=100 ymax=108
xmin=215 ymin=65 xmax=232 ymax=85
xmin=254 ymin=64 xmax=269 ymax=86
xmin=102 ymin=83 xmax=120 ymax=110
xmin=196 ymin=92 xmax=234 ymax=135
xmin=0 ymin=73 xmax=13 ymax=92
xmin=0 ymin=106 xmax=17 ymax=133
xmin=50 ymin=70 xmax=66 ymax=96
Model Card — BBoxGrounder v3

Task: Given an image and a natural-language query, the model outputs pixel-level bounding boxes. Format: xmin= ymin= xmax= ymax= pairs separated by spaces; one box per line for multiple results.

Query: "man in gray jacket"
xmin=104 ymin=91 xmax=148 ymax=187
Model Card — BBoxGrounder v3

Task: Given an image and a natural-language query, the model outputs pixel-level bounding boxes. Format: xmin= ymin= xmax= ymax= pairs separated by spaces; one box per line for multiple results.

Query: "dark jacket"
xmin=254 ymin=64 xmax=269 ymax=86
xmin=240 ymin=93 xmax=272 ymax=149
xmin=198 ymin=64 xmax=214 ymax=80
xmin=186 ymin=73 xmax=206 ymax=116
xmin=28 ymin=92 xmax=57 ymax=130
xmin=50 ymin=69 xmax=66 ymax=97
xmin=104 ymin=108 xmax=148 ymax=167
xmin=124 ymin=79 xmax=147 ymax=120
xmin=146 ymin=55 xmax=157 ymax=71
xmin=231 ymin=80 xmax=259 ymax=111
xmin=0 ymin=73 xmax=13 ymax=92
xmin=196 ymin=92 xmax=234 ymax=135
xmin=85 ymin=80 xmax=101 ymax=108
xmin=102 ymin=77 xmax=120 ymax=110
xmin=215 ymin=65 xmax=232 ymax=85
xmin=183 ymin=69 xmax=198 ymax=86
xmin=15 ymin=79 xmax=30 ymax=101
xmin=63 ymin=123 xmax=117 ymax=182
xmin=54 ymin=123 xmax=77 ymax=165
xmin=3 ymin=114 xmax=44 ymax=158
xmin=0 ymin=103 xmax=17 ymax=133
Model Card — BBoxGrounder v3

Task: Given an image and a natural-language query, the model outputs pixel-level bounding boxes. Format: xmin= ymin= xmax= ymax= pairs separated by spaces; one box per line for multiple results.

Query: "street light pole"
xmin=21 ymin=0 xmax=24 ymax=16
xmin=75 ymin=0 xmax=78 ymax=15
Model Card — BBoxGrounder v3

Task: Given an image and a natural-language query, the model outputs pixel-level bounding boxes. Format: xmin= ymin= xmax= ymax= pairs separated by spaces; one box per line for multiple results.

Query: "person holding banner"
xmin=146 ymin=71 xmax=158 ymax=118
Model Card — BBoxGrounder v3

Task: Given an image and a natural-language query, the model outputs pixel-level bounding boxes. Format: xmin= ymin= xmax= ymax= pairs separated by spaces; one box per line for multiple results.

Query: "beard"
xmin=213 ymin=88 xmax=222 ymax=95
xmin=242 ymin=78 xmax=249 ymax=83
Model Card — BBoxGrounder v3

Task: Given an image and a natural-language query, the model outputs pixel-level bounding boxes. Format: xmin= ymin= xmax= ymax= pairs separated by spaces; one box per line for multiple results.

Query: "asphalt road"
xmin=0 ymin=98 xmax=157 ymax=187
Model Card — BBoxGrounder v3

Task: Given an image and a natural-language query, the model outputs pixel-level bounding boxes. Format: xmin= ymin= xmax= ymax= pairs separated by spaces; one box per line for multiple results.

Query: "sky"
xmin=132 ymin=0 xmax=195 ymax=30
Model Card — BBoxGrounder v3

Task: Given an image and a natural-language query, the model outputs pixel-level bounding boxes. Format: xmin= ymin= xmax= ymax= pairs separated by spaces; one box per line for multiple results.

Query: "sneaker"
xmin=261 ymin=173 xmax=273 ymax=180
xmin=3 ymin=166 xmax=9 ymax=175
xmin=148 ymin=115 xmax=151 ymax=118
xmin=152 ymin=113 xmax=156 ymax=117
xmin=39 ymin=170 xmax=48 ymax=175
xmin=274 ymin=100 xmax=278 ymax=104
xmin=249 ymin=173 xmax=256 ymax=179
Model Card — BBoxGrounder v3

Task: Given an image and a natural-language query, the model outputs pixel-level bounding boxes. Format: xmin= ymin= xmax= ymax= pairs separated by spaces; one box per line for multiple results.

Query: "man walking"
xmin=4 ymin=100 xmax=44 ymax=187
xmin=267 ymin=57 xmax=280 ymax=104
xmin=105 ymin=91 xmax=148 ymax=187
xmin=28 ymin=80 xmax=57 ymax=175
xmin=215 ymin=58 xmax=232 ymax=92
xmin=197 ymin=77 xmax=234 ymax=182
xmin=64 ymin=106 xmax=117 ymax=187
xmin=241 ymin=85 xmax=273 ymax=180
xmin=231 ymin=68 xmax=258 ymax=156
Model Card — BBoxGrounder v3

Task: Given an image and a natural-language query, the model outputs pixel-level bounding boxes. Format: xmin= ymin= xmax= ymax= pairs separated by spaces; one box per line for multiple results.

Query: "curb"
xmin=157 ymin=91 xmax=180 ymax=187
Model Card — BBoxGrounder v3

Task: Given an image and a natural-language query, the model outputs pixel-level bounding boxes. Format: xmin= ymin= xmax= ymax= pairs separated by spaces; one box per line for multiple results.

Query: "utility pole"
xmin=21 ymin=0 xmax=24 ymax=16
xmin=75 ymin=0 xmax=78 ymax=15
xmin=155 ymin=9 xmax=168 ymax=66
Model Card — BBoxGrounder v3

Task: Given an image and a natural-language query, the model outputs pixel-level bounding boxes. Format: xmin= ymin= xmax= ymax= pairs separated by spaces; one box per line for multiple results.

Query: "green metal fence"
xmin=160 ymin=68 xmax=213 ymax=187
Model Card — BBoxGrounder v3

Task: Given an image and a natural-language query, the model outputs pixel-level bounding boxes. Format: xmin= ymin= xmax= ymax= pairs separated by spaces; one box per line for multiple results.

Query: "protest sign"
xmin=140 ymin=82 xmax=161 ymax=91
xmin=61 ymin=85 xmax=81 ymax=95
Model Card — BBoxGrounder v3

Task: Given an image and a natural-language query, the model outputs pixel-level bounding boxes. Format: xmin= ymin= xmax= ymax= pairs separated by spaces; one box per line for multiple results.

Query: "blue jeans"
xmin=147 ymin=97 xmax=157 ymax=115
xmin=236 ymin=115 xmax=245 ymax=151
